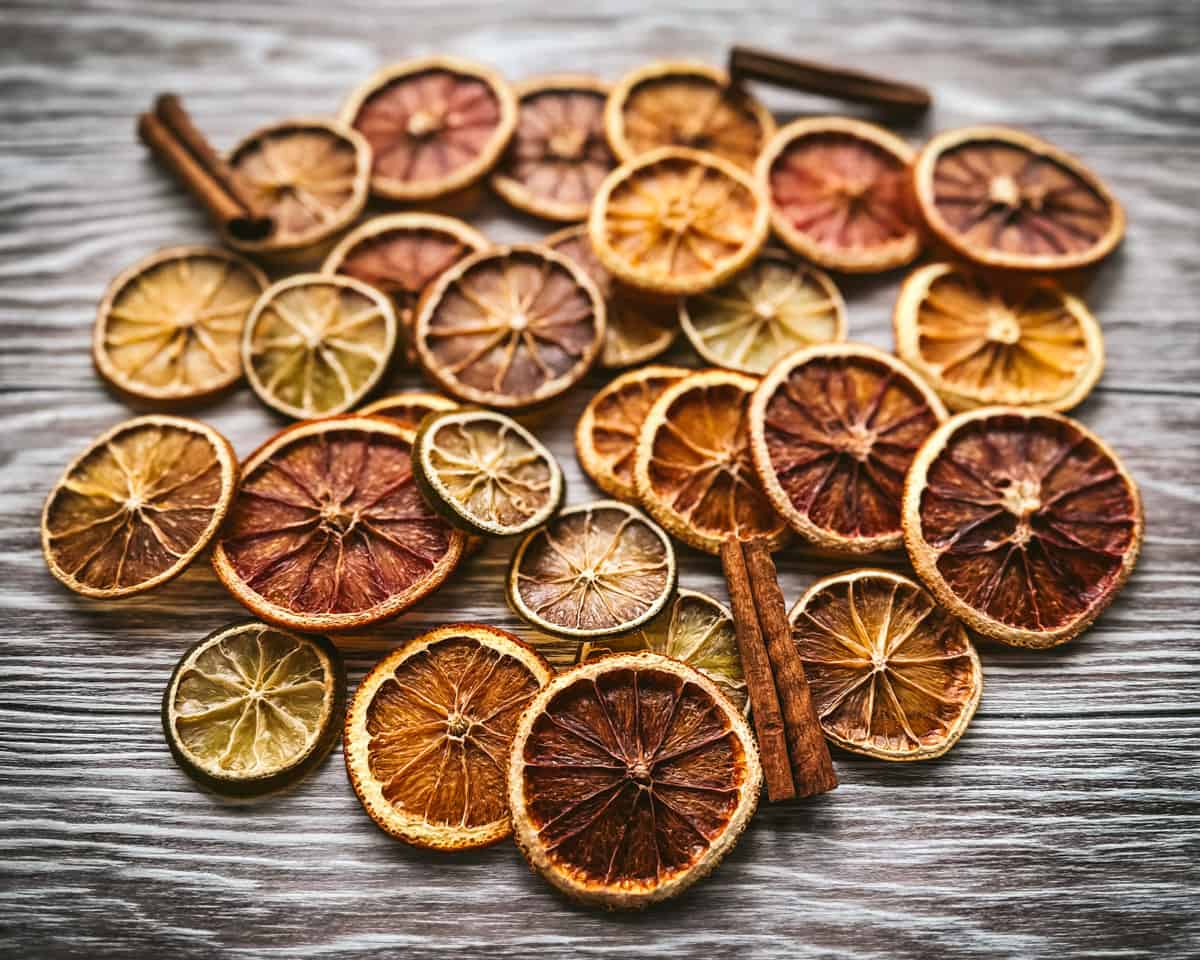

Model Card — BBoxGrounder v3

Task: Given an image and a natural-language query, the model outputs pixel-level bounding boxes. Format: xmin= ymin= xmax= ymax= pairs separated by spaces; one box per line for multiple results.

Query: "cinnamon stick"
xmin=743 ymin=538 xmax=838 ymax=798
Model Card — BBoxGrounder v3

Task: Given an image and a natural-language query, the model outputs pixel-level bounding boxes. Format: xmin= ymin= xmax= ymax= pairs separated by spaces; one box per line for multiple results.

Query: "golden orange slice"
xmin=358 ymin=390 xmax=459 ymax=431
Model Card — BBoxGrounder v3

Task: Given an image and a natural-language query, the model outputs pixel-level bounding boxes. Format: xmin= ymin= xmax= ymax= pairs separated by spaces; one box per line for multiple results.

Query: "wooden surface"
xmin=2 ymin=1 xmax=1198 ymax=956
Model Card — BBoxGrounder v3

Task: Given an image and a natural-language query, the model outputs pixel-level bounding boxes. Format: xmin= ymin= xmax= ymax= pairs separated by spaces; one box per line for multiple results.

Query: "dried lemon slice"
xmin=508 ymin=500 xmax=676 ymax=640
xmin=243 ymin=274 xmax=397 ymax=419
xmin=359 ymin=390 xmax=459 ymax=431
xmin=163 ymin=621 xmax=345 ymax=796
xmin=680 ymin=250 xmax=846 ymax=374
xmin=94 ymin=246 xmax=266 ymax=404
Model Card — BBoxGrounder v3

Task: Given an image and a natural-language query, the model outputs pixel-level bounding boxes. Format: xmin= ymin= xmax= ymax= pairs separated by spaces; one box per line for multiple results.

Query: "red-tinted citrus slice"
xmin=358 ymin=390 xmax=459 ymax=431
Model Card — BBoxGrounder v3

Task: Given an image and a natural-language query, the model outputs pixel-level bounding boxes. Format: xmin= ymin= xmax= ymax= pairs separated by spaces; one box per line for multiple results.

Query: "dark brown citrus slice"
xmin=789 ymin=569 xmax=982 ymax=761
xmin=913 ymin=126 xmax=1125 ymax=272
xmin=41 ymin=415 xmax=237 ymax=599
xmin=358 ymin=390 xmax=459 ymax=430
xmin=902 ymin=407 xmax=1143 ymax=648
xmin=508 ymin=652 xmax=762 ymax=908
xmin=757 ymin=117 xmax=920 ymax=273
xmin=749 ymin=344 xmax=947 ymax=555
xmin=893 ymin=262 xmax=1104 ymax=411
xmin=211 ymin=416 xmax=466 ymax=633
xmin=345 ymin=624 xmax=551 ymax=849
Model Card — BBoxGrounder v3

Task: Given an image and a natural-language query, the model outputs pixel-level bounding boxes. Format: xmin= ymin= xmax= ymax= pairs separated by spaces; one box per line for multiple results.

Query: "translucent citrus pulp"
xmin=508 ymin=652 xmax=762 ymax=908
xmin=789 ymin=569 xmax=982 ymax=760
xmin=345 ymin=624 xmax=551 ymax=849
xmin=42 ymin=415 xmax=237 ymax=598
xmin=358 ymin=391 xmax=459 ymax=431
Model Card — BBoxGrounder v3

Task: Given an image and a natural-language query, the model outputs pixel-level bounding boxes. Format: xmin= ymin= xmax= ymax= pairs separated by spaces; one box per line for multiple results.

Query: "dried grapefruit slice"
xmin=509 ymin=651 xmax=762 ymax=908
xmin=94 ymin=246 xmax=266 ymax=404
xmin=902 ymin=407 xmax=1143 ymax=648
xmin=679 ymin=250 xmax=846 ymax=374
xmin=163 ymin=621 xmax=345 ymax=796
xmin=413 ymin=244 xmax=605 ymax=410
xmin=789 ymin=569 xmax=982 ymax=761
xmin=575 ymin=365 xmax=691 ymax=502
xmin=589 ymin=147 xmax=770 ymax=297
xmin=42 ymin=415 xmax=236 ymax=599
xmin=341 ymin=56 xmax=517 ymax=201
xmin=212 ymin=416 xmax=465 ymax=633
xmin=605 ymin=60 xmax=775 ymax=171
xmin=893 ymin=262 xmax=1104 ymax=412
xmin=243 ymin=274 xmax=397 ymax=420
xmin=358 ymin=390 xmax=459 ymax=430
xmin=491 ymin=75 xmax=615 ymax=221
xmin=508 ymin=500 xmax=676 ymax=640
xmin=913 ymin=126 xmax=1125 ymax=272
xmin=634 ymin=369 xmax=789 ymax=555
xmin=757 ymin=117 xmax=920 ymax=273
xmin=749 ymin=344 xmax=947 ymax=555
xmin=345 ymin=623 xmax=551 ymax=849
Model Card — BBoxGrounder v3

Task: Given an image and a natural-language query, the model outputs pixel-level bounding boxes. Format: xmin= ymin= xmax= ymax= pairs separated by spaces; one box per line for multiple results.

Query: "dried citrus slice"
xmin=359 ymin=390 xmax=459 ymax=431
xmin=893 ymin=262 xmax=1104 ymax=412
xmin=413 ymin=244 xmax=605 ymax=410
xmin=94 ymin=246 xmax=266 ymax=404
xmin=321 ymin=213 xmax=488 ymax=364
xmin=413 ymin=409 xmax=564 ymax=537
xmin=508 ymin=500 xmax=676 ymax=640
xmin=162 ymin=621 xmax=345 ymax=796
xmin=226 ymin=118 xmax=370 ymax=256
xmin=757 ymin=116 xmax=920 ymax=273
xmin=789 ymin=569 xmax=982 ymax=761
xmin=341 ymin=56 xmax=518 ymax=201
xmin=902 ymin=407 xmax=1143 ymax=648
xmin=679 ymin=250 xmax=846 ymax=374
xmin=212 ymin=416 xmax=466 ymax=633
xmin=913 ymin=125 xmax=1125 ymax=272
xmin=243 ymin=274 xmax=397 ymax=420
xmin=605 ymin=60 xmax=775 ymax=171
xmin=590 ymin=147 xmax=770 ymax=297
xmin=509 ymin=651 xmax=762 ymax=909
xmin=580 ymin=589 xmax=746 ymax=711
xmin=749 ymin=343 xmax=946 ymax=555
xmin=634 ymin=369 xmax=789 ymax=555
xmin=42 ymin=415 xmax=237 ymax=598
xmin=575 ymin=365 xmax=691 ymax=501
xmin=490 ymin=75 xmax=615 ymax=221
xmin=345 ymin=623 xmax=551 ymax=850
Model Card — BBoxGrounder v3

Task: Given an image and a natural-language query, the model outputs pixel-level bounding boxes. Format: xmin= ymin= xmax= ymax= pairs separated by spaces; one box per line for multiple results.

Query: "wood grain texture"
xmin=2 ymin=1 xmax=1198 ymax=957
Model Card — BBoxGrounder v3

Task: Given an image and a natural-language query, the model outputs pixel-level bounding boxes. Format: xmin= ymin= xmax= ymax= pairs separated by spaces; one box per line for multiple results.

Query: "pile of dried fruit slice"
xmin=903 ymin=407 xmax=1143 ymax=648
xmin=789 ymin=569 xmax=982 ymax=760
xmin=345 ymin=623 xmax=551 ymax=849
xmin=358 ymin=390 xmax=459 ymax=431
xmin=162 ymin=620 xmax=345 ymax=795
xmin=508 ymin=651 xmax=762 ymax=908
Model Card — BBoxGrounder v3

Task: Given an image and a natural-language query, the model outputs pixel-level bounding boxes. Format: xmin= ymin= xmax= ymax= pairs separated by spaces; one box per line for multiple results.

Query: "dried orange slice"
xmin=575 ymin=365 xmax=691 ymax=502
xmin=94 ymin=246 xmax=266 ymax=404
xmin=162 ymin=621 xmax=345 ymax=796
xmin=359 ymin=390 xmax=459 ymax=431
xmin=413 ymin=409 xmax=564 ymax=537
xmin=749 ymin=344 xmax=946 ymax=555
xmin=508 ymin=500 xmax=676 ymax=640
xmin=345 ymin=623 xmax=551 ymax=850
xmin=789 ymin=569 xmax=982 ymax=761
xmin=212 ymin=416 xmax=466 ymax=633
xmin=341 ymin=56 xmax=517 ymax=201
xmin=679 ymin=250 xmax=846 ymax=374
xmin=42 ymin=415 xmax=237 ymax=598
xmin=913 ymin=126 xmax=1125 ymax=272
xmin=590 ymin=147 xmax=770 ymax=297
xmin=226 ymin=118 xmax=370 ymax=256
xmin=634 ymin=369 xmax=789 ymax=555
xmin=902 ymin=407 xmax=1143 ymax=648
xmin=413 ymin=244 xmax=605 ymax=410
xmin=509 ymin=651 xmax=762 ymax=909
xmin=243 ymin=274 xmax=397 ymax=420
xmin=544 ymin=224 xmax=677 ymax=368
xmin=491 ymin=75 xmax=615 ymax=221
xmin=605 ymin=60 xmax=775 ymax=171
xmin=893 ymin=262 xmax=1104 ymax=412
xmin=757 ymin=117 xmax=920 ymax=273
